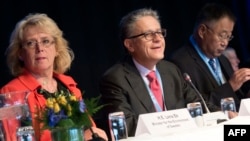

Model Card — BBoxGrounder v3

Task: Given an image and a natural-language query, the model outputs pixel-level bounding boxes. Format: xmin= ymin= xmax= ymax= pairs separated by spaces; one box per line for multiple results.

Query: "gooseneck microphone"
xmin=89 ymin=127 xmax=106 ymax=141
xmin=183 ymin=73 xmax=210 ymax=113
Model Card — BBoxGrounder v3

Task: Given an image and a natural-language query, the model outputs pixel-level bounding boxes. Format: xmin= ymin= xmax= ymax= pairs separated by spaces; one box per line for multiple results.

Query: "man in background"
xmin=222 ymin=47 xmax=240 ymax=71
xmin=170 ymin=3 xmax=250 ymax=111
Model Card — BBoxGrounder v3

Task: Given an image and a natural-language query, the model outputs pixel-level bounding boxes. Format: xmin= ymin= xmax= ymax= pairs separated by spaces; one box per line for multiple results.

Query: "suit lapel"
xmin=187 ymin=45 xmax=219 ymax=86
xmin=218 ymin=56 xmax=233 ymax=80
xmin=156 ymin=62 xmax=175 ymax=109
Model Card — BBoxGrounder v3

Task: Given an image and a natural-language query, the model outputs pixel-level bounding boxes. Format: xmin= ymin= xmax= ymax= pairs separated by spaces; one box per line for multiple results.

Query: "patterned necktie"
xmin=208 ymin=59 xmax=221 ymax=85
xmin=208 ymin=59 xmax=216 ymax=72
xmin=146 ymin=71 xmax=163 ymax=110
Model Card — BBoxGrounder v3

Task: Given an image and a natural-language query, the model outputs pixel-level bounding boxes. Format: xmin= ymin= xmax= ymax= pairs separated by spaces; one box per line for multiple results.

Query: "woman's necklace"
xmin=31 ymin=73 xmax=57 ymax=93
xmin=39 ymin=80 xmax=67 ymax=99
xmin=41 ymin=78 xmax=57 ymax=93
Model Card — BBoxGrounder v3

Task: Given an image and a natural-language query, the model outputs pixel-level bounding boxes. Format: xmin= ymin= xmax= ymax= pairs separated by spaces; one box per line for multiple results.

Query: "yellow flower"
xmin=46 ymin=98 xmax=55 ymax=109
xmin=53 ymin=102 xmax=61 ymax=113
xmin=57 ymin=95 xmax=67 ymax=106
xmin=69 ymin=95 xmax=77 ymax=101
xmin=67 ymin=104 xmax=72 ymax=116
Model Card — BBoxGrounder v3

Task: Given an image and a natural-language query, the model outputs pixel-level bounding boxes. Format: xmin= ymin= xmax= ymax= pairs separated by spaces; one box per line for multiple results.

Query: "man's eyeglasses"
xmin=127 ymin=29 xmax=167 ymax=40
xmin=23 ymin=39 xmax=55 ymax=49
xmin=204 ymin=24 xmax=234 ymax=41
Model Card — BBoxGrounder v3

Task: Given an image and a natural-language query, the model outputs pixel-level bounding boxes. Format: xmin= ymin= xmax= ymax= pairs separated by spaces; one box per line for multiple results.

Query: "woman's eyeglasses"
xmin=23 ymin=39 xmax=55 ymax=49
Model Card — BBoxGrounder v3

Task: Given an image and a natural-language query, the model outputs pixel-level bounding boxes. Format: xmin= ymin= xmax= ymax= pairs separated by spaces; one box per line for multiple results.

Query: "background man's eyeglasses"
xmin=204 ymin=24 xmax=234 ymax=41
xmin=127 ymin=29 xmax=167 ymax=40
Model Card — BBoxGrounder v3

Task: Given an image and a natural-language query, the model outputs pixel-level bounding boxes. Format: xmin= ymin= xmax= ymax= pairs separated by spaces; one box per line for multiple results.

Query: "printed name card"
xmin=239 ymin=98 xmax=250 ymax=116
xmin=135 ymin=108 xmax=198 ymax=136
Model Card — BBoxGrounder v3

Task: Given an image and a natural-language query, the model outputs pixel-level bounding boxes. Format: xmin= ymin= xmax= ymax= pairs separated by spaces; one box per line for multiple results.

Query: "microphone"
xmin=183 ymin=73 xmax=210 ymax=113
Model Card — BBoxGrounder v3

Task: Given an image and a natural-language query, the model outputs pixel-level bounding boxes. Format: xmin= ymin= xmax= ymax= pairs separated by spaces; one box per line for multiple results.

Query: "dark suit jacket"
xmin=170 ymin=41 xmax=245 ymax=112
xmin=99 ymin=55 xmax=219 ymax=137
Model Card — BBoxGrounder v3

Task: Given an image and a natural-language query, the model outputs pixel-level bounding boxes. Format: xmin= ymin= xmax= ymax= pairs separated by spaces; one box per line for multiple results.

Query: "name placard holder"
xmin=135 ymin=108 xmax=198 ymax=136
xmin=239 ymin=98 xmax=250 ymax=116
xmin=203 ymin=111 xmax=227 ymax=126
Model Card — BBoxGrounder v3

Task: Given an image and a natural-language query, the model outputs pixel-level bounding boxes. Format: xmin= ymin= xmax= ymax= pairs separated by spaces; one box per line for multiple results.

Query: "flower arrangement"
xmin=38 ymin=89 xmax=104 ymax=130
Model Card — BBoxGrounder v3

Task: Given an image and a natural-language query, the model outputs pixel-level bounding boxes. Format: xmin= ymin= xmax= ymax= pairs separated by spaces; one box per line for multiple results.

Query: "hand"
xmin=84 ymin=127 xmax=108 ymax=141
xmin=228 ymin=68 xmax=250 ymax=91
xmin=228 ymin=111 xmax=238 ymax=119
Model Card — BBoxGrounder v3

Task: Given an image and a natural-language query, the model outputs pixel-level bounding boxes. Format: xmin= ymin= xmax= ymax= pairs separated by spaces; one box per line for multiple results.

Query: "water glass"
xmin=0 ymin=91 xmax=35 ymax=141
xmin=51 ymin=126 xmax=84 ymax=141
xmin=187 ymin=102 xmax=204 ymax=127
xmin=0 ymin=121 xmax=4 ymax=141
xmin=221 ymin=97 xmax=236 ymax=119
xmin=108 ymin=111 xmax=128 ymax=141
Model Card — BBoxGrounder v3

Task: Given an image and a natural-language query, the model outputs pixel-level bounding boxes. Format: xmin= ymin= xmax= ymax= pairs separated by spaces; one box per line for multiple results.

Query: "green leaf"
xmin=84 ymin=95 xmax=106 ymax=116
xmin=56 ymin=119 xmax=75 ymax=128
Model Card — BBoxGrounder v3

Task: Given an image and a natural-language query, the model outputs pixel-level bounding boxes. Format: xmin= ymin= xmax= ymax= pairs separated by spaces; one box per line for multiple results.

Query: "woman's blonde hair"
xmin=5 ymin=13 xmax=74 ymax=76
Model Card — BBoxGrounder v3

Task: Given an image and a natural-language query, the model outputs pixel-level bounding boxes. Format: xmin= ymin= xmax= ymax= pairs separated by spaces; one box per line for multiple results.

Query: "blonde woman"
xmin=0 ymin=13 xmax=107 ymax=141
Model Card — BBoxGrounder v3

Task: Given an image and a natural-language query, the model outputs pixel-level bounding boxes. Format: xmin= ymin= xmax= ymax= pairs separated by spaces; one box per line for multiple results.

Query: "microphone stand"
xmin=88 ymin=127 xmax=106 ymax=141
xmin=183 ymin=73 xmax=210 ymax=113
xmin=183 ymin=73 xmax=229 ymax=124
xmin=84 ymin=106 xmax=106 ymax=141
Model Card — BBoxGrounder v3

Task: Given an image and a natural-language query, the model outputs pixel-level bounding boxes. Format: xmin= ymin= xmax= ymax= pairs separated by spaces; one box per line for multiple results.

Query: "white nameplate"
xmin=203 ymin=111 xmax=227 ymax=126
xmin=135 ymin=108 xmax=198 ymax=136
xmin=239 ymin=98 xmax=250 ymax=116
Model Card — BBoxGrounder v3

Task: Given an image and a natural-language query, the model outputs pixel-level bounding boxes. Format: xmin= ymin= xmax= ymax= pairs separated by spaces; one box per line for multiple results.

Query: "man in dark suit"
xmin=99 ymin=8 xmax=219 ymax=138
xmin=170 ymin=3 xmax=250 ymax=112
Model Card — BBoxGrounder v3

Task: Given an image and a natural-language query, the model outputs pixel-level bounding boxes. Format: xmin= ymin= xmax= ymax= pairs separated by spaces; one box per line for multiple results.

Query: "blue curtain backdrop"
xmin=231 ymin=0 xmax=250 ymax=66
xmin=1 ymin=0 xmax=249 ymax=97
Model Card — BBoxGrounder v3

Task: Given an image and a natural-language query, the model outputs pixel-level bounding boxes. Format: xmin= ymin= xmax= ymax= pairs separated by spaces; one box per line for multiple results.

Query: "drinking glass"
xmin=0 ymin=91 xmax=35 ymax=141
xmin=0 ymin=121 xmax=4 ymax=141
xmin=108 ymin=111 xmax=128 ymax=141
xmin=221 ymin=97 xmax=236 ymax=119
xmin=187 ymin=102 xmax=204 ymax=127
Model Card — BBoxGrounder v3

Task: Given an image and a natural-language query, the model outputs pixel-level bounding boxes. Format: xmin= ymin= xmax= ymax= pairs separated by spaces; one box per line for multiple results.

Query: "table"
xmin=121 ymin=116 xmax=250 ymax=141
